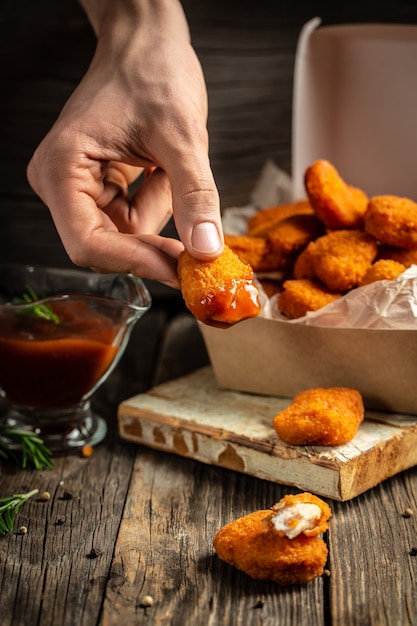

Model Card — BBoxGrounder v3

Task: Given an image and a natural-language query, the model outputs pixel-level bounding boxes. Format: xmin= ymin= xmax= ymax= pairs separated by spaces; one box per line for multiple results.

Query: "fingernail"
xmin=191 ymin=222 xmax=222 ymax=254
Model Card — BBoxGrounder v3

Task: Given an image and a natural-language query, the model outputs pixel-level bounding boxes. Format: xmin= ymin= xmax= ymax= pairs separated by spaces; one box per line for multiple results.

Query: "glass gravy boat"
xmin=0 ymin=264 xmax=151 ymax=452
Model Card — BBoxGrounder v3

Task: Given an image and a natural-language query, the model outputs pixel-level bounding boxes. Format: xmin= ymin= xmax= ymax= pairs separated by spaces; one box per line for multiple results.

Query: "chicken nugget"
xmin=305 ymin=159 xmax=368 ymax=229
xmin=277 ymin=278 xmax=341 ymax=319
xmin=364 ymin=195 xmax=417 ymax=248
xmin=213 ymin=492 xmax=331 ymax=586
xmin=247 ymin=200 xmax=313 ymax=237
xmin=273 ymin=387 xmax=364 ymax=446
xmin=177 ymin=245 xmax=261 ymax=327
xmin=267 ymin=214 xmax=325 ymax=259
xmin=293 ymin=242 xmax=317 ymax=280
xmin=311 ymin=230 xmax=378 ymax=291
xmin=224 ymin=234 xmax=278 ymax=271
xmin=359 ymin=259 xmax=406 ymax=286
xmin=378 ymin=245 xmax=417 ymax=269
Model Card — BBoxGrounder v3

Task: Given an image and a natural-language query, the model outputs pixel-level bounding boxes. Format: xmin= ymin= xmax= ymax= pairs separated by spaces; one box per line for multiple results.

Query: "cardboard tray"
xmin=200 ymin=19 xmax=417 ymax=417
xmin=118 ymin=367 xmax=417 ymax=501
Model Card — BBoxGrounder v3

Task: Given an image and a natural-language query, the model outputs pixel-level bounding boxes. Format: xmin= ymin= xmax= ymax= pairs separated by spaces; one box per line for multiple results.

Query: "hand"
xmin=27 ymin=0 xmax=223 ymax=288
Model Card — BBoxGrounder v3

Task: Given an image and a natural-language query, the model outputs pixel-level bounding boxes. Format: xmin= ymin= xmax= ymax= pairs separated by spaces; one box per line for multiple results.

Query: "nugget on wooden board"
xmin=273 ymin=387 xmax=364 ymax=446
xmin=213 ymin=492 xmax=331 ymax=585
xmin=305 ymin=159 xmax=369 ymax=229
xmin=364 ymin=195 xmax=417 ymax=249
xmin=177 ymin=245 xmax=261 ymax=327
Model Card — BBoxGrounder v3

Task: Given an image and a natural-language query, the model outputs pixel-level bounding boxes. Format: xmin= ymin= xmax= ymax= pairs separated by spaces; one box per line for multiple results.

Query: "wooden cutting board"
xmin=118 ymin=366 xmax=417 ymax=501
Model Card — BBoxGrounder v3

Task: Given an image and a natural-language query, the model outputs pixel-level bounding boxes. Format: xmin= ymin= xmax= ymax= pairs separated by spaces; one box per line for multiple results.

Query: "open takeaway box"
xmin=119 ymin=19 xmax=417 ymax=500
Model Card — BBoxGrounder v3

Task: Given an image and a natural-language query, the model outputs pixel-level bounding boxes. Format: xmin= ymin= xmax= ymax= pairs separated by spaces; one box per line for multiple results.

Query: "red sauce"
xmin=195 ymin=278 xmax=261 ymax=329
xmin=0 ymin=299 xmax=119 ymax=408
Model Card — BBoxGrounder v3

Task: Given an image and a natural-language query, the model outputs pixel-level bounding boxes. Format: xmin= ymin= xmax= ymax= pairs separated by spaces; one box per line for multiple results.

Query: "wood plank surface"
xmin=1 ymin=1 xmax=417 ymax=625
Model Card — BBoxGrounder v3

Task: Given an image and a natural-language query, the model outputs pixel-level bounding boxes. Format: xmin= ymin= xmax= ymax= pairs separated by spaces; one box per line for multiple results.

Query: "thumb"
xmin=169 ymin=156 xmax=224 ymax=261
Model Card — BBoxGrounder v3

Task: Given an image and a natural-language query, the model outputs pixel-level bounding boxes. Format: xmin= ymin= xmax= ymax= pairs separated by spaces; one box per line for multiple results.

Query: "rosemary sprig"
xmin=0 ymin=489 xmax=39 ymax=535
xmin=18 ymin=285 xmax=60 ymax=324
xmin=0 ymin=425 xmax=53 ymax=470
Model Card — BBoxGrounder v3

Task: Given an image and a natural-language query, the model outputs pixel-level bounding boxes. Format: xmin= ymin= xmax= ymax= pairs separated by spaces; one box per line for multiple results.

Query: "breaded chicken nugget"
xmin=267 ymin=214 xmax=325 ymax=260
xmin=359 ymin=259 xmax=406 ymax=286
xmin=177 ymin=245 xmax=261 ymax=327
xmin=293 ymin=242 xmax=317 ymax=280
xmin=224 ymin=234 xmax=278 ymax=272
xmin=213 ymin=492 xmax=331 ymax=585
xmin=273 ymin=387 xmax=364 ymax=446
xmin=364 ymin=195 xmax=417 ymax=248
xmin=278 ymin=278 xmax=341 ymax=319
xmin=305 ymin=159 xmax=368 ymax=229
xmin=247 ymin=200 xmax=313 ymax=237
xmin=378 ymin=245 xmax=417 ymax=268
xmin=311 ymin=230 xmax=378 ymax=291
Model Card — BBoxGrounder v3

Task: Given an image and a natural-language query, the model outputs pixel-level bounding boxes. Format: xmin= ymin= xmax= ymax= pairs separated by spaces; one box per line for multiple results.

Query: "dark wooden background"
xmin=1 ymin=0 xmax=416 ymax=275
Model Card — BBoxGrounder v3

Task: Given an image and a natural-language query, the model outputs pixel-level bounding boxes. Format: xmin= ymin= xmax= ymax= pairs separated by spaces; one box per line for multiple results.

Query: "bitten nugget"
xmin=273 ymin=387 xmax=364 ymax=446
xmin=213 ymin=492 xmax=331 ymax=586
xmin=278 ymin=279 xmax=341 ymax=319
xmin=305 ymin=159 xmax=368 ymax=229
xmin=247 ymin=200 xmax=313 ymax=236
xmin=364 ymin=195 xmax=417 ymax=248
xmin=359 ymin=259 xmax=406 ymax=286
xmin=177 ymin=245 xmax=261 ymax=327
xmin=310 ymin=230 xmax=378 ymax=291
xmin=224 ymin=234 xmax=278 ymax=271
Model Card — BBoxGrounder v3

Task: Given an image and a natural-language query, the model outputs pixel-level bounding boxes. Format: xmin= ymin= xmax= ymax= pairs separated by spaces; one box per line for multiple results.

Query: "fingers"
xmin=167 ymin=152 xmax=224 ymax=261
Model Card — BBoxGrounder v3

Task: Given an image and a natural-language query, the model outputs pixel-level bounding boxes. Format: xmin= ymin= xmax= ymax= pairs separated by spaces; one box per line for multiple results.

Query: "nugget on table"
xmin=213 ymin=492 xmax=331 ymax=585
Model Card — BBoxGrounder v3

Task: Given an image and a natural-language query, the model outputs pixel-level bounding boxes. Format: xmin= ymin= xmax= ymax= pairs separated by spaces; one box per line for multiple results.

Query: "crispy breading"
xmin=309 ymin=230 xmax=378 ymax=291
xmin=305 ymin=159 xmax=368 ymax=229
xmin=359 ymin=259 xmax=406 ymax=286
xmin=277 ymin=278 xmax=341 ymax=319
xmin=267 ymin=214 xmax=325 ymax=259
xmin=378 ymin=245 xmax=417 ymax=268
xmin=273 ymin=387 xmax=364 ymax=446
xmin=293 ymin=242 xmax=317 ymax=280
xmin=177 ymin=245 xmax=261 ymax=327
xmin=213 ymin=493 xmax=331 ymax=586
xmin=247 ymin=200 xmax=313 ymax=237
xmin=364 ymin=195 xmax=417 ymax=248
xmin=224 ymin=234 xmax=279 ymax=271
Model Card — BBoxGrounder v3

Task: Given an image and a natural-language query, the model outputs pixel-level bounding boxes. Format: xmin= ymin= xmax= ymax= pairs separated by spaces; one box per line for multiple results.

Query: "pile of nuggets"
xmin=214 ymin=492 xmax=332 ymax=585
xmin=225 ymin=159 xmax=417 ymax=318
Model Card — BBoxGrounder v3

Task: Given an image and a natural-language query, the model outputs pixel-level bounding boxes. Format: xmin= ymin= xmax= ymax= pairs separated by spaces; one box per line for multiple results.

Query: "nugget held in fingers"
xmin=273 ymin=387 xmax=364 ymax=446
xmin=278 ymin=278 xmax=341 ymax=319
xmin=364 ymin=195 xmax=417 ymax=248
xmin=310 ymin=230 xmax=378 ymax=291
xmin=305 ymin=159 xmax=368 ymax=229
xmin=213 ymin=492 xmax=331 ymax=585
xmin=177 ymin=245 xmax=261 ymax=327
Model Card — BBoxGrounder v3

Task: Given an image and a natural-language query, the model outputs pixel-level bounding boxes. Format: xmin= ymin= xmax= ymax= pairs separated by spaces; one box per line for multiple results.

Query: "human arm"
xmin=27 ymin=0 xmax=223 ymax=288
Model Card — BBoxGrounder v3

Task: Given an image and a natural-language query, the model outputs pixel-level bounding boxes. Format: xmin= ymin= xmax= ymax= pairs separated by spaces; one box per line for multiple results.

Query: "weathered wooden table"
xmin=1 ymin=1 xmax=417 ymax=623
xmin=1 ymin=294 xmax=417 ymax=626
